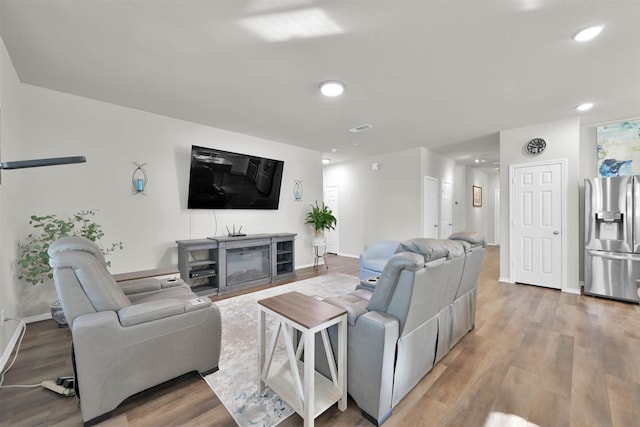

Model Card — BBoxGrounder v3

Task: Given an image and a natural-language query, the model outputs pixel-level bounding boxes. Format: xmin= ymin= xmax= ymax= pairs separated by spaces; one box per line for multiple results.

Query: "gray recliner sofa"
xmin=318 ymin=231 xmax=485 ymax=425
xmin=48 ymin=236 xmax=222 ymax=426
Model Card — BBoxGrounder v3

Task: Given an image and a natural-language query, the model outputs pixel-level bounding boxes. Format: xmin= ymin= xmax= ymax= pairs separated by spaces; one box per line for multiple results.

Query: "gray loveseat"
xmin=48 ymin=236 xmax=222 ymax=426
xmin=318 ymin=231 xmax=485 ymax=425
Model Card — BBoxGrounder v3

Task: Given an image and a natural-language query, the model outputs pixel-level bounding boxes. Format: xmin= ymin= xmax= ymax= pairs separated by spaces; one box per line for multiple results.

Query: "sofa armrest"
xmin=117 ymin=296 xmax=211 ymax=326
xmin=357 ymin=276 xmax=380 ymax=292
xmin=118 ymin=299 xmax=185 ymax=326
xmin=119 ymin=277 xmax=184 ymax=295
xmin=349 ymin=311 xmax=400 ymax=423
xmin=324 ymin=294 xmax=368 ymax=326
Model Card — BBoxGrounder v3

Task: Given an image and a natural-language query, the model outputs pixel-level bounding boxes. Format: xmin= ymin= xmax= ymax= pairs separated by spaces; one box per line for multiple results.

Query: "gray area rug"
xmin=204 ymin=272 xmax=359 ymax=427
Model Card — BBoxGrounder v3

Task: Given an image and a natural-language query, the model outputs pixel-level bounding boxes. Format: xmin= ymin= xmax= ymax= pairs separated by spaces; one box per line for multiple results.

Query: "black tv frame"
xmin=187 ymin=145 xmax=284 ymax=210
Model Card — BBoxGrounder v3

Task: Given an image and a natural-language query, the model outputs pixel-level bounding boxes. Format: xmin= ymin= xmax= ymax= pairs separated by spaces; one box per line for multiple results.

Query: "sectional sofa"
xmin=317 ymin=232 xmax=485 ymax=425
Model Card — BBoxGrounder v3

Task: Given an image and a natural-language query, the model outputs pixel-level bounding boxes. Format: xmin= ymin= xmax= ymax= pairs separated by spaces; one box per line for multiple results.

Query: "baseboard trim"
xmin=23 ymin=312 xmax=52 ymax=324
xmin=498 ymin=276 xmax=514 ymax=284
xmin=563 ymin=287 xmax=581 ymax=295
xmin=338 ymin=253 xmax=359 ymax=259
xmin=0 ymin=320 xmax=26 ymax=373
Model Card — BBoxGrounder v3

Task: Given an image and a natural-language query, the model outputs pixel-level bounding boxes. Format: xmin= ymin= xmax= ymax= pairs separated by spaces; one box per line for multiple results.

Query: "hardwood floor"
xmin=2 ymin=247 xmax=639 ymax=426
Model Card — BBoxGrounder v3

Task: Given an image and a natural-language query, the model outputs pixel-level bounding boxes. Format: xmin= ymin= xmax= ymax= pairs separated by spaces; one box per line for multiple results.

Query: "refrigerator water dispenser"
xmin=595 ymin=211 xmax=623 ymax=241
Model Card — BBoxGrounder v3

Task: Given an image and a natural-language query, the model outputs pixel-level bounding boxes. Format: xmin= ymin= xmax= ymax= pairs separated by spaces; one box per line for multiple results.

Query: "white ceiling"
xmin=1 ymin=0 xmax=639 ymax=170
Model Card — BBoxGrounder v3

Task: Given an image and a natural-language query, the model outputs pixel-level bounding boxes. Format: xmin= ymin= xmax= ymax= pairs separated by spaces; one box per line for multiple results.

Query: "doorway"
xmin=324 ymin=185 xmax=339 ymax=254
xmin=424 ymin=176 xmax=439 ymax=238
xmin=510 ymin=160 xmax=565 ymax=290
xmin=440 ymin=181 xmax=453 ymax=239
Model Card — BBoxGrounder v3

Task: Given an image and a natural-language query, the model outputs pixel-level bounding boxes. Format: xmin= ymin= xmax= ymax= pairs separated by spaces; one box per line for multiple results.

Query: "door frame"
xmin=494 ymin=188 xmax=500 ymax=245
xmin=508 ymin=158 xmax=567 ymax=291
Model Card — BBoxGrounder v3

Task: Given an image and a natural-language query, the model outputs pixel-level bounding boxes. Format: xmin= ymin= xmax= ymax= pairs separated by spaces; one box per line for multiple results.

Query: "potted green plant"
xmin=18 ymin=209 xmax=123 ymax=326
xmin=304 ymin=201 xmax=337 ymax=237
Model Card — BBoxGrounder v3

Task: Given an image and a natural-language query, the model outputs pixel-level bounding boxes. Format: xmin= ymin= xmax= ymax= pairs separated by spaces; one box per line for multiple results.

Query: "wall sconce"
xmin=294 ymin=180 xmax=303 ymax=201
xmin=132 ymin=162 xmax=148 ymax=194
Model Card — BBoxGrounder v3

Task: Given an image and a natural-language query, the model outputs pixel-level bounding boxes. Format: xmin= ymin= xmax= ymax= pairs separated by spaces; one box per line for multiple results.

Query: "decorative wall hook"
xmin=132 ymin=162 xmax=148 ymax=194
xmin=294 ymin=180 xmax=303 ymax=201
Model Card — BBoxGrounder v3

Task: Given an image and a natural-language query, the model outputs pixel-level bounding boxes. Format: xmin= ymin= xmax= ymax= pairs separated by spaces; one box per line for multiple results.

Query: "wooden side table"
xmin=257 ymin=291 xmax=347 ymax=426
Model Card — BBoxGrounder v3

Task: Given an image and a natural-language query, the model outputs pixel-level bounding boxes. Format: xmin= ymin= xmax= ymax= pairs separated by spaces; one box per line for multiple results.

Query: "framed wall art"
xmin=597 ymin=119 xmax=640 ymax=176
xmin=473 ymin=185 xmax=482 ymax=207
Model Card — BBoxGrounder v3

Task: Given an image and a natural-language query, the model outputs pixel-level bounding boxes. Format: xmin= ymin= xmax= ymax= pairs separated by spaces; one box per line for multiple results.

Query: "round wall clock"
xmin=526 ymin=138 xmax=546 ymax=155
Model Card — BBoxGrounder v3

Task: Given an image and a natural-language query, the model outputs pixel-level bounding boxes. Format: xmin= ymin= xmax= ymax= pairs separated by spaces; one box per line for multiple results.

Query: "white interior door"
xmin=324 ymin=185 xmax=339 ymax=254
xmin=424 ymin=176 xmax=439 ymax=238
xmin=440 ymin=181 xmax=453 ymax=239
xmin=511 ymin=162 xmax=563 ymax=289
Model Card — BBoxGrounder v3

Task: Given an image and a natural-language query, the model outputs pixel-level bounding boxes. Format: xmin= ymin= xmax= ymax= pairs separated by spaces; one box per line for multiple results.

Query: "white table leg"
xmin=338 ymin=316 xmax=347 ymax=411
xmin=258 ymin=309 xmax=266 ymax=393
xmin=303 ymin=330 xmax=315 ymax=426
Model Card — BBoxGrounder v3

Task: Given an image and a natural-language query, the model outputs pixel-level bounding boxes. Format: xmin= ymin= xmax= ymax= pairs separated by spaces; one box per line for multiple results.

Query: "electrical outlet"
xmin=0 ymin=309 xmax=5 ymax=327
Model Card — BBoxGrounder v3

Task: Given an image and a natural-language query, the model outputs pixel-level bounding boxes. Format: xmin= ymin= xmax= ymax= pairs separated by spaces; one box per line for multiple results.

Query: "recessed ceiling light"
xmin=322 ymin=158 xmax=331 ymax=164
xmin=573 ymin=24 xmax=605 ymax=42
xmin=576 ymin=102 xmax=594 ymax=112
xmin=319 ymin=81 xmax=345 ymax=97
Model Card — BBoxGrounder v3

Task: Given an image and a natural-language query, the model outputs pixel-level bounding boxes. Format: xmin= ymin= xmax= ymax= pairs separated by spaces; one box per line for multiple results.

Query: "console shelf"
xmin=176 ymin=233 xmax=296 ymax=296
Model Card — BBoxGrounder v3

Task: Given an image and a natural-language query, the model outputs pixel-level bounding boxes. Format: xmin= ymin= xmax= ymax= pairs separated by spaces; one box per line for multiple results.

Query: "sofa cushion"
xmin=448 ymin=231 xmax=485 ymax=246
xmin=440 ymin=240 xmax=466 ymax=259
xmin=395 ymin=238 xmax=449 ymax=261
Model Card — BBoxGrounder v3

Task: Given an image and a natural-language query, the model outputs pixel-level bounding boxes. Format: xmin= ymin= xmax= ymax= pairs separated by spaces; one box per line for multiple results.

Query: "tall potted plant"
xmin=18 ymin=209 xmax=123 ymax=326
xmin=304 ymin=201 xmax=337 ymax=237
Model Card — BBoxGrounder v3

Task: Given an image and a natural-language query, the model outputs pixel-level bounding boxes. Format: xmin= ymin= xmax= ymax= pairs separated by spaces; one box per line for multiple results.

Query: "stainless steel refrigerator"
xmin=584 ymin=176 xmax=640 ymax=303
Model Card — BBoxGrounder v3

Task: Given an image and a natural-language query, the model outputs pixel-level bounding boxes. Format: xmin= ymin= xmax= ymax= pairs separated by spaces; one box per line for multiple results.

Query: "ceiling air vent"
xmin=348 ymin=124 xmax=374 ymax=133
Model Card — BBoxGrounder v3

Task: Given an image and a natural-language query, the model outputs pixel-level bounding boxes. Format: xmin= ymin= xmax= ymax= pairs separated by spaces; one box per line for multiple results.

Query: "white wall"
xmin=499 ymin=117 xmax=580 ymax=293
xmin=323 ymin=148 xmax=422 ymax=257
xmin=0 ymin=35 xmax=25 ymax=364
xmin=486 ymin=171 xmax=500 ymax=244
xmin=323 ymin=146 xmax=459 ymax=257
xmin=13 ymin=84 xmax=324 ymax=317
xmin=464 ymin=167 xmax=491 ymax=239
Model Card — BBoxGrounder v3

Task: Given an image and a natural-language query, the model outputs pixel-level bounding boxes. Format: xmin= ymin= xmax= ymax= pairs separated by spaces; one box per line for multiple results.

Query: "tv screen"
xmin=187 ymin=145 xmax=284 ymax=210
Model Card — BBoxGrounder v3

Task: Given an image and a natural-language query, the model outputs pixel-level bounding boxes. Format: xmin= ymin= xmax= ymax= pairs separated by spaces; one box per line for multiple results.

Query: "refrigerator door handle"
xmin=586 ymin=249 xmax=640 ymax=262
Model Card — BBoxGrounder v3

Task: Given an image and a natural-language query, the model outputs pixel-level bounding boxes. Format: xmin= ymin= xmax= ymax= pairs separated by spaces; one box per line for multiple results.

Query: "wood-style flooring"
xmin=1 ymin=247 xmax=639 ymax=426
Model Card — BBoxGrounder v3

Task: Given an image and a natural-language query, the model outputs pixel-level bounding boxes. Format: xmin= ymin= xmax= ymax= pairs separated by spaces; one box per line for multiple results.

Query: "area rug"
xmin=204 ymin=272 xmax=359 ymax=427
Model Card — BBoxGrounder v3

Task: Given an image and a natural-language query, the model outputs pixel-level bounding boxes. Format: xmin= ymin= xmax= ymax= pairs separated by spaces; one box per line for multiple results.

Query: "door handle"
xmin=553 ymin=231 xmax=560 ymax=235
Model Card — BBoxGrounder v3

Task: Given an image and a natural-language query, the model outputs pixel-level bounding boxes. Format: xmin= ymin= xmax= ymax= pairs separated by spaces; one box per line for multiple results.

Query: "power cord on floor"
xmin=0 ymin=317 xmax=41 ymax=388
xmin=1 ymin=318 xmax=76 ymax=397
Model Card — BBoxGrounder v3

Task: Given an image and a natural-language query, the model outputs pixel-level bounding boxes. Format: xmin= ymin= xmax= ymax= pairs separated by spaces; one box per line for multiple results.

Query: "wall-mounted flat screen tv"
xmin=187 ymin=145 xmax=284 ymax=210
